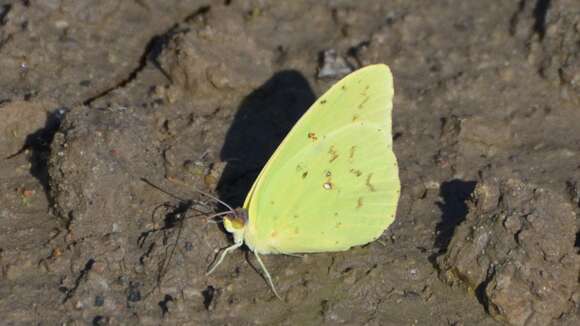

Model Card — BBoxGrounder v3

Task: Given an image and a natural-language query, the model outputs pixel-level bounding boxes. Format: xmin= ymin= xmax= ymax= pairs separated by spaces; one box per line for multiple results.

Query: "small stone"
xmin=317 ymin=49 xmax=352 ymax=79
xmin=94 ymin=295 xmax=105 ymax=307
xmin=92 ymin=316 xmax=109 ymax=326
xmin=127 ymin=283 xmax=142 ymax=302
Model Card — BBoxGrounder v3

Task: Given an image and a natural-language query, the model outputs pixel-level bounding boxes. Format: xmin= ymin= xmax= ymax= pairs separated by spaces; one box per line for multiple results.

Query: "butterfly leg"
xmin=206 ymin=242 xmax=243 ymax=275
xmin=254 ymin=252 xmax=282 ymax=300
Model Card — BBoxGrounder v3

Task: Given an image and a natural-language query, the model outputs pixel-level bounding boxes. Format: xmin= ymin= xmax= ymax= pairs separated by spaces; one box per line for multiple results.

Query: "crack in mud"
xmin=62 ymin=258 xmax=96 ymax=303
xmin=82 ymin=5 xmax=212 ymax=106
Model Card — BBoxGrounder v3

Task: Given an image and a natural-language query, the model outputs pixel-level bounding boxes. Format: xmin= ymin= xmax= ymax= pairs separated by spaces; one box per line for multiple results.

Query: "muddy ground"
xmin=0 ymin=1 xmax=578 ymax=325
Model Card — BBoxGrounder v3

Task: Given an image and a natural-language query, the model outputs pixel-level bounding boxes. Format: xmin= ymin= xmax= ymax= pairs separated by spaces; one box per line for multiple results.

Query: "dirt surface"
xmin=0 ymin=0 xmax=578 ymax=325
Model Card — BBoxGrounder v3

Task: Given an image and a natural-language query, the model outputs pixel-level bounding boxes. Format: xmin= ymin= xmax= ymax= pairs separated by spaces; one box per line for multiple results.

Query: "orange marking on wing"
xmin=349 ymin=168 xmax=362 ymax=177
xmin=349 ymin=146 xmax=356 ymax=159
xmin=366 ymin=173 xmax=376 ymax=192
xmin=328 ymin=145 xmax=339 ymax=163
xmin=358 ymin=96 xmax=370 ymax=109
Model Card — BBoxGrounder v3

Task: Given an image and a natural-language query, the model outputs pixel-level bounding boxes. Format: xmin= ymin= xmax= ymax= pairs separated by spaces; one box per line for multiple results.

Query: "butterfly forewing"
xmin=244 ymin=65 xmax=400 ymax=254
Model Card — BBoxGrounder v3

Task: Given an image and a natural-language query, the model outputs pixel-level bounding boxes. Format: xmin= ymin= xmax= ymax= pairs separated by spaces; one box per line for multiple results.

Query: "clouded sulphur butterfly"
xmin=208 ymin=64 xmax=400 ymax=299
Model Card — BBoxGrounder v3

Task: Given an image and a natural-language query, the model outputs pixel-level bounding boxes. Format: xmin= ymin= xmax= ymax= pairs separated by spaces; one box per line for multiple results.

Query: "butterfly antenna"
xmin=140 ymin=178 xmax=187 ymax=202
xmin=253 ymin=252 xmax=282 ymax=300
xmin=191 ymin=187 xmax=235 ymax=212
xmin=206 ymin=242 xmax=243 ymax=275
xmin=143 ymin=177 xmax=235 ymax=213
xmin=204 ymin=211 xmax=233 ymax=223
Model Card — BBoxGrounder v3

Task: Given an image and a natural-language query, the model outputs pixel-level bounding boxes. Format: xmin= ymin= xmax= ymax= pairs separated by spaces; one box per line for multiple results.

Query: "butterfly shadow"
xmin=217 ymin=70 xmax=316 ymax=208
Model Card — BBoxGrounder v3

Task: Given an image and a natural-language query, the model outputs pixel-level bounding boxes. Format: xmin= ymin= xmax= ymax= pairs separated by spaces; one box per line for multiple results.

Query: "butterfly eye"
xmin=226 ymin=216 xmax=246 ymax=229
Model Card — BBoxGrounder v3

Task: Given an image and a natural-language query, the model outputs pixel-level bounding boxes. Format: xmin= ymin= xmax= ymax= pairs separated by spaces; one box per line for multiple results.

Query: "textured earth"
xmin=0 ymin=1 xmax=578 ymax=325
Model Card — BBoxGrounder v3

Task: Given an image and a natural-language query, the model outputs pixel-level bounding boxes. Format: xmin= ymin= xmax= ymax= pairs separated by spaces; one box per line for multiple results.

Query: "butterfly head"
xmin=223 ymin=208 xmax=248 ymax=244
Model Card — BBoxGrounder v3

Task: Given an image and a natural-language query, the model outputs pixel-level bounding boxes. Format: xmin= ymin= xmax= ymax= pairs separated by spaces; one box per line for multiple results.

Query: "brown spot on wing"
xmin=366 ymin=173 xmax=376 ymax=192
xmin=328 ymin=145 xmax=339 ymax=163
xmin=349 ymin=146 xmax=357 ymax=159
xmin=302 ymin=171 xmax=308 ymax=179
xmin=360 ymin=85 xmax=370 ymax=97
xmin=349 ymin=169 xmax=362 ymax=177
xmin=358 ymin=96 xmax=370 ymax=109
xmin=308 ymin=132 xmax=318 ymax=141
xmin=356 ymin=197 xmax=363 ymax=209
xmin=320 ymin=99 xmax=327 ymax=104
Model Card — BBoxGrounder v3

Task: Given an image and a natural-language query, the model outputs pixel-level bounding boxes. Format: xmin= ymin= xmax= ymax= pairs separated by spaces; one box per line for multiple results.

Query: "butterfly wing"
xmin=243 ymin=64 xmax=400 ymax=254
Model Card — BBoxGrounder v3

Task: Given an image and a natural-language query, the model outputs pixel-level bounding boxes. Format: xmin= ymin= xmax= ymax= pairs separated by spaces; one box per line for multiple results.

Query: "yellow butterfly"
xmin=209 ymin=64 xmax=400 ymax=299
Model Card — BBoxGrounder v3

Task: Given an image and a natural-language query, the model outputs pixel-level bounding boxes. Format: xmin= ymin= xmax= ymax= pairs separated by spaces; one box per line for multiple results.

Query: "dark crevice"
xmin=0 ymin=5 xmax=13 ymax=52
xmin=158 ymin=294 xmax=174 ymax=317
xmin=509 ymin=0 xmax=550 ymax=39
xmin=0 ymin=4 xmax=11 ymax=25
xmin=431 ymin=180 xmax=477 ymax=262
xmin=62 ymin=258 xmax=96 ymax=303
xmin=565 ymin=180 xmax=579 ymax=250
xmin=532 ymin=0 xmax=550 ymax=39
xmin=202 ymin=285 xmax=216 ymax=310
xmin=475 ymin=266 xmax=496 ymax=311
